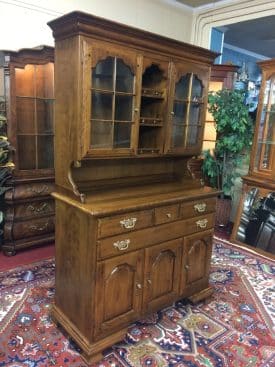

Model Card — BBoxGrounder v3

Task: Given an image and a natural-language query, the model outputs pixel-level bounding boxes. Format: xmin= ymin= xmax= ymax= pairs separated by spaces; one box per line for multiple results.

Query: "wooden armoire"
xmin=0 ymin=46 xmax=55 ymax=255
xmin=48 ymin=11 xmax=220 ymax=363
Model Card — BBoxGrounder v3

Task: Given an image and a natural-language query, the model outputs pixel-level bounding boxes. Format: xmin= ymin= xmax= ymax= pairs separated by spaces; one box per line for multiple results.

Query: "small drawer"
xmin=181 ymin=198 xmax=216 ymax=219
xmin=154 ymin=204 xmax=179 ymax=225
xmin=185 ymin=213 xmax=215 ymax=235
xmin=97 ymin=209 xmax=153 ymax=239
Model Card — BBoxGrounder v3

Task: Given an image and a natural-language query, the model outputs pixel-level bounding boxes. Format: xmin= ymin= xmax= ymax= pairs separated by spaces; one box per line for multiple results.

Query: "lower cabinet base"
xmin=2 ymin=234 xmax=55 ymax=256
xmin=52 ymin=285 xmax=213 ymax=364
xmin=52 ymin=304 xmax=129 ymax=364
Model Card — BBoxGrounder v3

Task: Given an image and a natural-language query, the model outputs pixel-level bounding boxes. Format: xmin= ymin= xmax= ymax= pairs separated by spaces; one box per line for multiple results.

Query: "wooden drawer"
xmin=5 ymin=199 xmax=55 ymax=221
xmin=185 ymin=213 xmax=215 ymax=235
xmin=154 ymin=204 xmax=180 ymax=225
xmin=181 ymin=198 xmax=216 ymax=219
xmin=5 ymin=182 xmax=55 ymax=201
xmin=4 ymin=215 xmax=55 ymax=240
xmin=97 ymin=209 xmax=153 ymax=238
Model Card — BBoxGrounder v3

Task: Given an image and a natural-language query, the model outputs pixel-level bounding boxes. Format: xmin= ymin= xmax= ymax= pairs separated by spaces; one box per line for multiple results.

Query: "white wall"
xmin=0 ymin=0 xmax=194 ymax=50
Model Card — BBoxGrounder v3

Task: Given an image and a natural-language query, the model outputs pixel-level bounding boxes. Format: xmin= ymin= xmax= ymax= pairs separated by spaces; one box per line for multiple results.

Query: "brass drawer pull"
xmin=196 ymin=219 xmax=208 ymax=229
xmin=27 ymin=202 xmax=50 ymax=214
xmin=194 ymin=203 xmax=207 ymax=212
xmin=166 ymin=213 xmax=172 ymax=218
xmin=136 ymin=283 xmax=142 ymax=289
xmin=113 ymin=239 xmax=130 ymax=251
xmin=120 ymin=218 xmax=137 ymax=229
xmin=29 ymin=221 xmax=49 ymax=232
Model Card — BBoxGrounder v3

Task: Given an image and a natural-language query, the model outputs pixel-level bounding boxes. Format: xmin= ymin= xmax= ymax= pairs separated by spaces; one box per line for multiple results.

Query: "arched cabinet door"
xmin=143 ymin=239 xmax=181 ymax=313
xmin=84 ymin=46 xmax=139 ymax=156
xmin=180 ymin=229 xmax=213 ymax=298
xmin=94 ymin=251 xmax=143 ymax=338
xmin=165 ymin=62 xmax=209 ymax=155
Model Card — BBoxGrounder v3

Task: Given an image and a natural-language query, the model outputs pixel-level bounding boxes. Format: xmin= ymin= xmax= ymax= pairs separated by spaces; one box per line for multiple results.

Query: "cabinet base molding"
xmin=188 ymin=286 xmax=214 ymax=304
xmin=52 ymin=305 xmax=128 ymax=364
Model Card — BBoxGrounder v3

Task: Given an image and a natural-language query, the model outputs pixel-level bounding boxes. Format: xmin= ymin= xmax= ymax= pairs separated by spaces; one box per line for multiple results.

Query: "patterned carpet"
xmin=0 ymin=237 xmax=274 ymax=367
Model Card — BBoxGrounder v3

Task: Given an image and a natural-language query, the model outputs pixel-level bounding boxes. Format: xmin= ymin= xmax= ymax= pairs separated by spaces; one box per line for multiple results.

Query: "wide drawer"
xmin=181 ymin=198 xmax=216 ymax=219
xmin=4 ymin=215 xmax=55 ymax=240
xmin=154 ymin=204 xmax=180 ymax=225
xmin=5 ymin=182 xmax=55 ymax=201
xmin=5 ymin=199 xmax=55 ymax=221
xmin=97 ymin=209 xmax=153 ymax=238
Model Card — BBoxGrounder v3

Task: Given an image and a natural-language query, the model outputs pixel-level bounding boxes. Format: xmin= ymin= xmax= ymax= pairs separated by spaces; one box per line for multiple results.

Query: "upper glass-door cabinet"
xmin=89 ymin=49 xmax=138 ymax=155
xmin=165 ymin=64 xmax=208 ymax=154
xmin=251 ymin=75 xmax=275 ymax=180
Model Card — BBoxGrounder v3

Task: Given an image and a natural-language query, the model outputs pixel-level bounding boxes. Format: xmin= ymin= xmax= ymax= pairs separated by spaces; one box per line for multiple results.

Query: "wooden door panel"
xmin=94 ymin=251 xmax=143 ymax=338
xmin=181 ymin=229 xmax=213 ymax=296
xmin=143 ymin=239 xmax=182 ymax=312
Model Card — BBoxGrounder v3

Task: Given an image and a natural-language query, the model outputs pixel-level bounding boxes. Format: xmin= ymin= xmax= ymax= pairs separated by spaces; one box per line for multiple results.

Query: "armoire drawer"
xmin=181 ymin=198 xmax=216 ymax=219
xmin=97 ymin=209 xmax=153 ymax=238
xmin=4 ymin=216 xmax=55 ymax=240
xmin=185 ymin=213 xmax=215 ymax=235
xmin=5 ymin=200 xmax=55 ymax=220
xmin=154 ymin=203 xmax=180 ymax=225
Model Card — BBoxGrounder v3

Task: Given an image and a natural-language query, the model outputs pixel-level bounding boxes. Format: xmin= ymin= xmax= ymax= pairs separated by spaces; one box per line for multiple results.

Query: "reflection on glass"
xmin=114 ymin=122 xmax=131 ymax=148
xmin=16 ymin=97 xmax=35 ymax=133
xmin=172 ymin=124 xmax=185 ymax=147
xmin=115 ymin=95 xmax=133 ymax=121
xmin=91 ymin=120 xmax=113 ymax=148
xmin=191 ymin=75 xmax=203 ymax=100
xmin=175 ymin=74 xmax=190 ymax=100
xmin=92 ymin=57 xmax=114 ymax=91
xmin=116 ymin=59 xmax=134 ymax=93
xmin=37 ymin=135 xmax=54 ymax=168
xmin=186 ymin=125 xmax=199 ymax=146
xmin=91 ymin=92 xmax=113 ymax=120
xmin=18 ymin=135 xmax=36 ymax=169
xmin=37 ymin=99 xmax=54 ymax=133
xmin=173 ymin=102 xmax=187 ymax=124
xmin=263 ymin=80 xmax=271 ymax=105
xmin=189 ymin=103 xmax=201 ymax=124
xmin=142 ymin=64 xmax=164 ymax=89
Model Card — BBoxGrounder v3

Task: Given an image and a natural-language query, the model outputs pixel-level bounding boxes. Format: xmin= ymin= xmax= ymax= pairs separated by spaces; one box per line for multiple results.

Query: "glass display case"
xmin=231 ymin=59 xmax=275 ymax=254
xmin=1 ymin=46 xmax=55 ymax=255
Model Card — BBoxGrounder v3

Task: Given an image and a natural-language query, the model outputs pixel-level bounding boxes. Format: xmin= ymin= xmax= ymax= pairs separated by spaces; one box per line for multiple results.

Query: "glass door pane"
xmin=90 ymin=56 xmax=134 ymax=150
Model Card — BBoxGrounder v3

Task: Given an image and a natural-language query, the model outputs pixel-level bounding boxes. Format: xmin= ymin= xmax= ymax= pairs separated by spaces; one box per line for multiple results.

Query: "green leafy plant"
xmin=202 ymin=89 xmax=254 ymax=198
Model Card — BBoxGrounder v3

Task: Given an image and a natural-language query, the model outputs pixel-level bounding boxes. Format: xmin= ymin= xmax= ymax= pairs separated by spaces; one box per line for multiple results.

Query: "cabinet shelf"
xmin=91 ymin=88 xmax=134 ymax=96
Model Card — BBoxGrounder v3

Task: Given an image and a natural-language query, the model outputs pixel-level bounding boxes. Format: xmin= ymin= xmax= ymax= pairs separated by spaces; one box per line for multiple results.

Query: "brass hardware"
xmin=136 ymin=283 xmax=142 ymax=289
xmin=194 ymin=203 xmax=207 ymax=212
xmin=196 ymin=218 xmax=208 ymax=229
xmin=28 ymin=185 xmax=49 ymax=195
xmin=29 ymin=221 xmax=49 ymax=232
xmin=184 ymin=264 xmax=190 ymax=270
xmin=120 ymin=218 xmax=137 ymax=229
xmin=113 ymin=239 xmax=130 ymax=251
xmin=74 ymin=160 xmax=82 ymax=168
xmin=166 ymin=213 xmax=172 ymax=218
xmin=27 ymin=202 xmax=50 ymax=214
xmin=147 ymin=279 xmax=152 ymax=285
xmin=170 ymin=111 xmax=175 ymax=116
xmin=134 ymin=108 xmax=139 ymax=112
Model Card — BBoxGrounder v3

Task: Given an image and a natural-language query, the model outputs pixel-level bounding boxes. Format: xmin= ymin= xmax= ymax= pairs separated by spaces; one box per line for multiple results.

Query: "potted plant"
xmin=202 ymin=89 xmax=254 ymax=226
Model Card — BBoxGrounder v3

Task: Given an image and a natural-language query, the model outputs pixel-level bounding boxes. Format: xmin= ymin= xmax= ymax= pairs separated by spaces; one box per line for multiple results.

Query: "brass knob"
xmin=184 ymin=265 xmax=189 ymax=270
xmin=136 ymin=283 xmax=142 ymax=289
xmin=166 ymin=213 xmax=172 ymax=218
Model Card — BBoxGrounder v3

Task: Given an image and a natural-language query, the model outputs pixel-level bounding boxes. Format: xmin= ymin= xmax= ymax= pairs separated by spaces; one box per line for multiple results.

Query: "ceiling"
xmin=176 ymin=0 xmax=224 ymax=7
xmin=176 ymin=0 xmax=275 ymax=59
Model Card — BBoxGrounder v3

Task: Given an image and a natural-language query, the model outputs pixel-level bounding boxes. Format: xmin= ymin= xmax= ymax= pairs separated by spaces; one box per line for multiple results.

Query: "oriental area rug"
xmin=0 ymin=237 xmax=274 ymax=367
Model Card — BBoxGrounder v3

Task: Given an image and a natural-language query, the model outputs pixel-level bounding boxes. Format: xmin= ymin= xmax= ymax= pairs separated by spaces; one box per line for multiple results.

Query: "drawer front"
xmin=185 ymin=213 xmax=215 ymax=235
xmin=5 ymin=200 xmax=55 ymax=220
xmin=181 ymin=198 xmax=216 ymax=219
xmin=154 ymin=204 xmax=180 ymax=225
xmin=5 ymin=182 xmax=55 ymax=201
xmin=5 ymin=216 xmax=55 ymax=240
xmin=97 ymin=209 xmax=153 ymax=238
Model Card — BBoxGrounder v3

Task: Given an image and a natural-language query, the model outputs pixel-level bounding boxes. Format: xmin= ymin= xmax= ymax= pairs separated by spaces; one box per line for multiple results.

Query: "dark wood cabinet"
xmin=231 ymin=59 xmax=275 ymax=255
xmin=0 ymin=46 xmax=55 ymax=255
xmin=48 ymin=11 xmax=219 ymax=363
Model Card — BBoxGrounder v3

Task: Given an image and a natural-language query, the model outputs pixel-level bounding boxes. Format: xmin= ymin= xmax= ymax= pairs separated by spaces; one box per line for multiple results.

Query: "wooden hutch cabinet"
xmin=48 ymin=11 xmax=219 ymax=363
xmin=231 ymin=59 xmax=275 ymax=254
xmin=0 ymin=46 xmax=55 ymax=255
